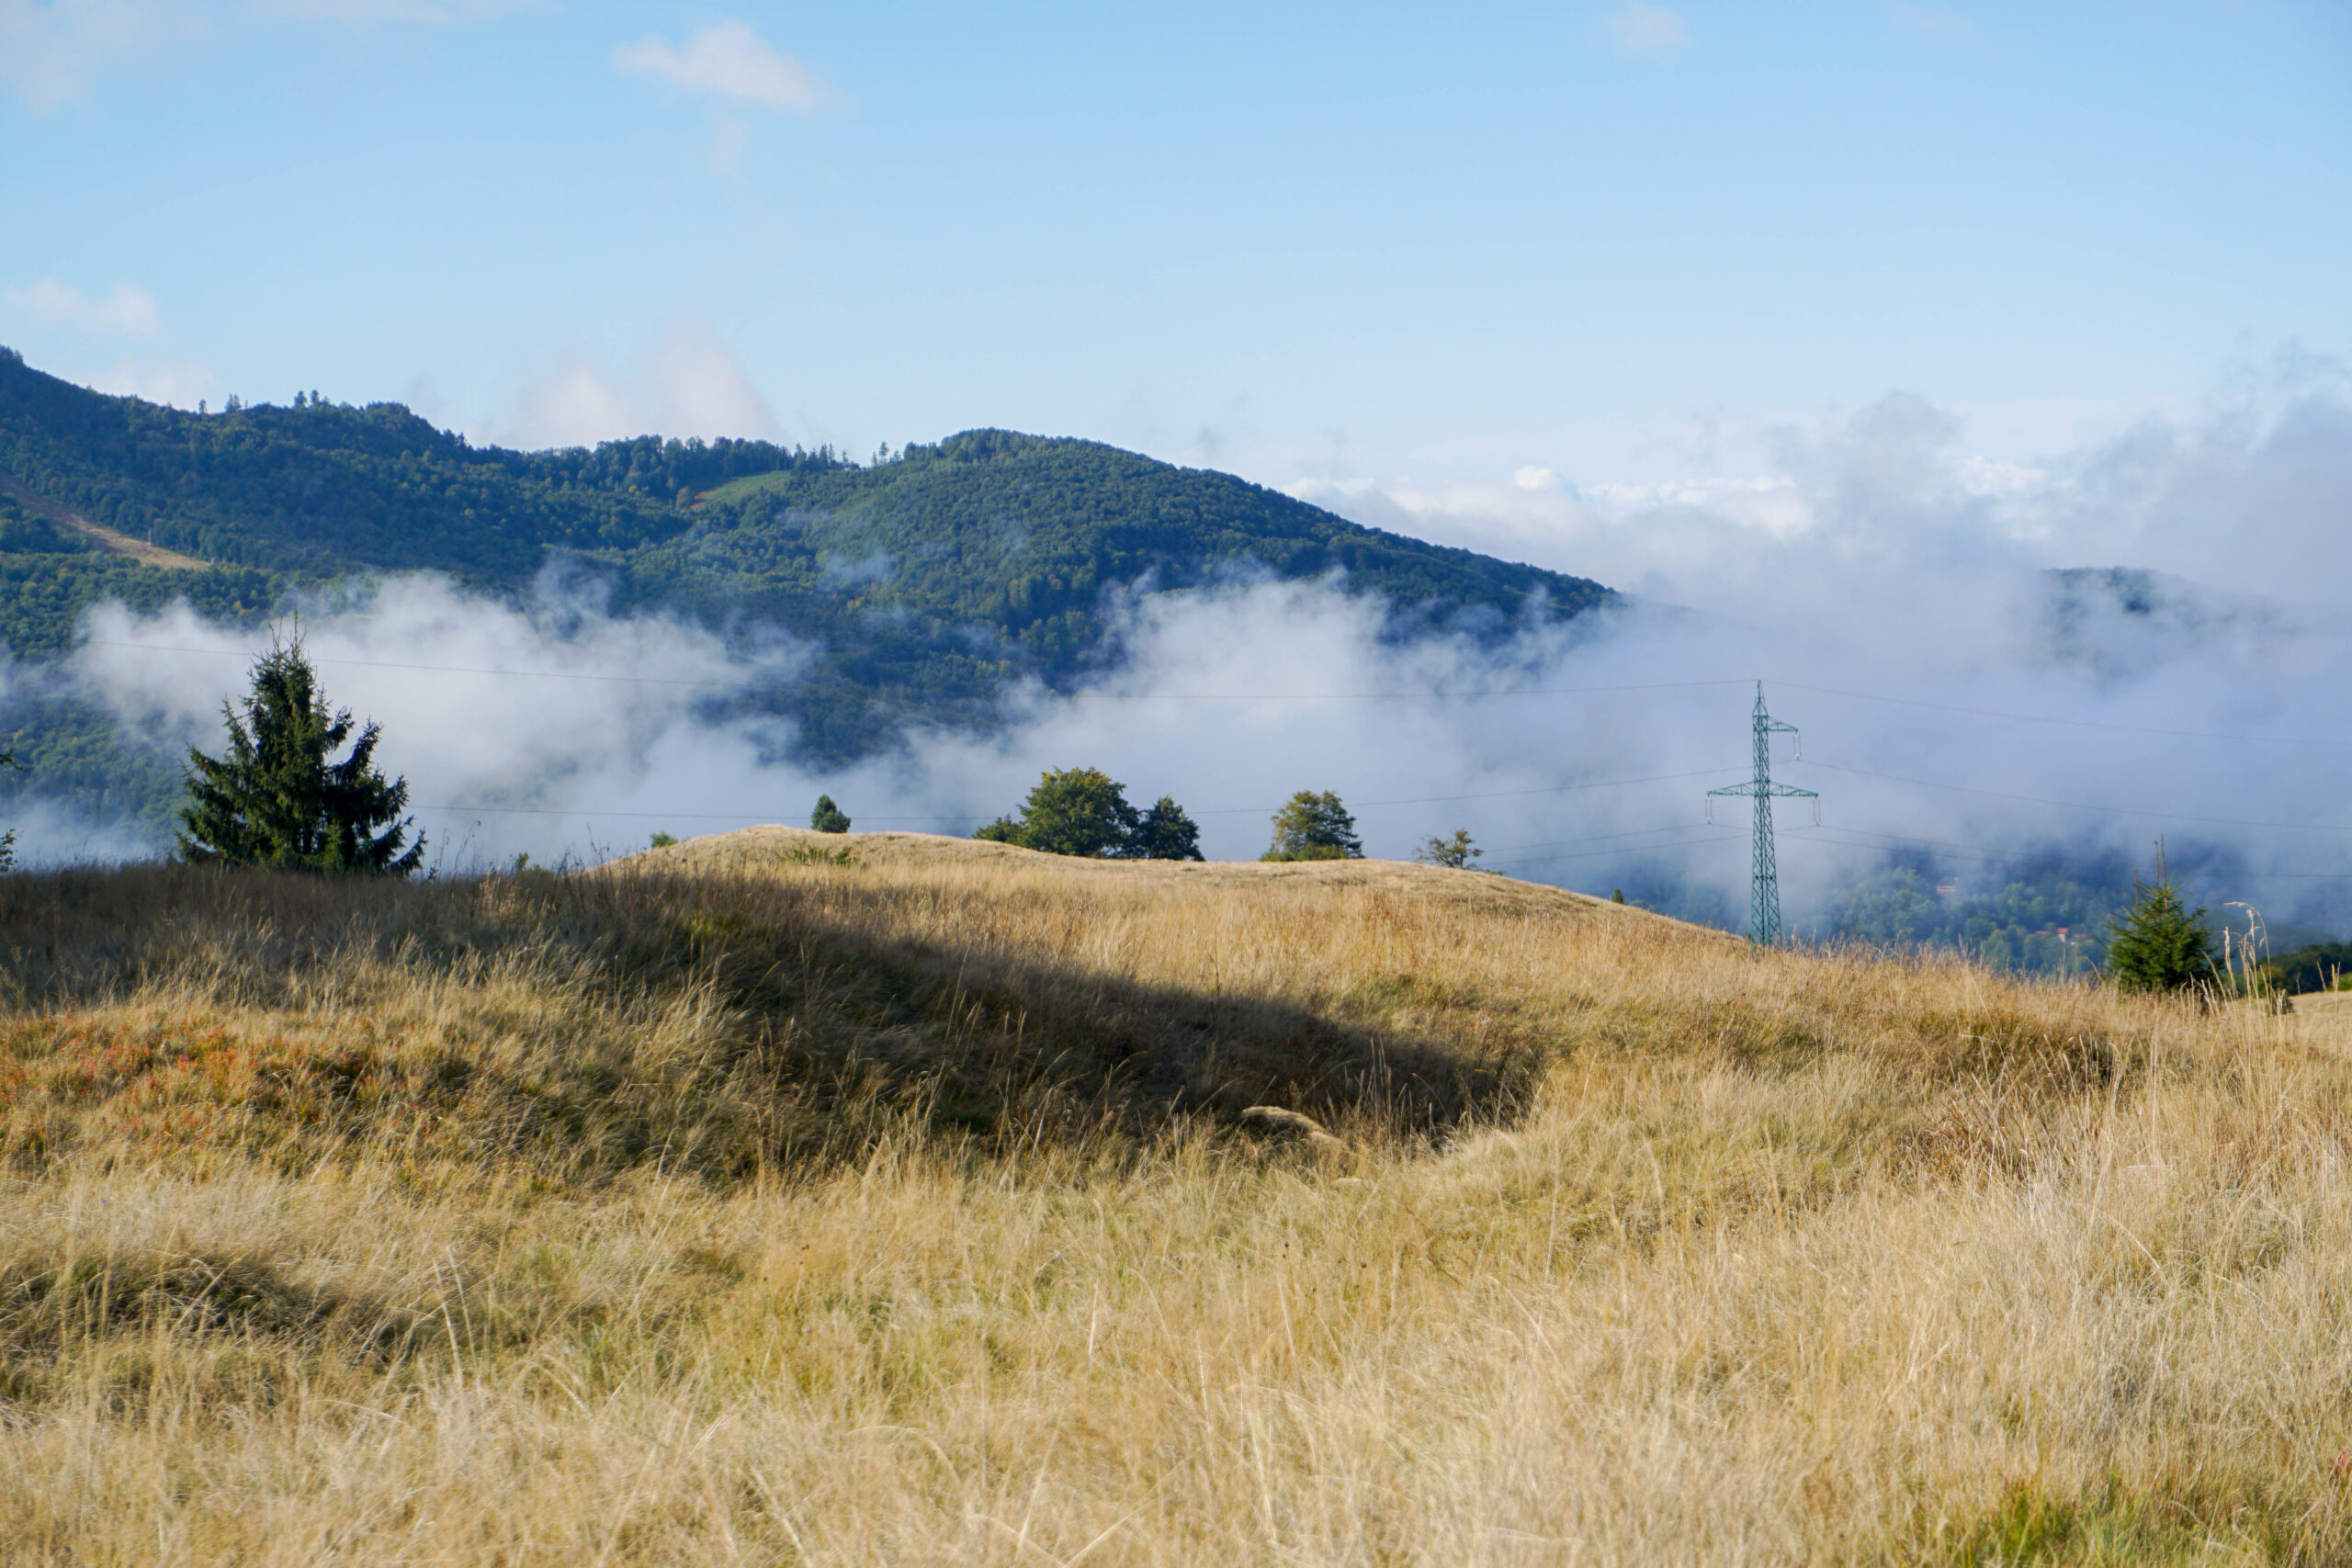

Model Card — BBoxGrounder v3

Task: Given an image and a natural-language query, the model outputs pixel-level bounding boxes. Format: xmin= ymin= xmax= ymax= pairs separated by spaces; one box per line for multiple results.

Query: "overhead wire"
xmin=1767 ymin=679 xmax=2352 ymax=748
xmin=81 ymin=637 xmax=2349 ymax=746
xmin=71 ymin=637 xmax=2352 ymax=869
xmin=1789 ymin=756 xmax=2352 ymax=835
xmin=1783 ymin=822 xmax=2052 ymax=866
xmin=1482 ymin=820 xmax=1743 ymax=856
xmin=1487 ymin=829 xmax=1742 ymax=872
xmin=414 ymin=766 xmax=1749 ymax=825
xmin=79 ymin=640 xmax=1747 ymax=701
xmin=1786 ymin=822 xmax=2352 ymax=882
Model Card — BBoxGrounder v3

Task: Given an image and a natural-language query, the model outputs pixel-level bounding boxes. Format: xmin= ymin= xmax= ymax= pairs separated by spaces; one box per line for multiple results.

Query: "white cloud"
xmin=646 ymin=327 xmax=783 ymax=442
xmin=1888 ymin=2 xmax=1975 ymax=44
xmin=707 ymin=110 xmax=751 ymax=175
xmin=613 ymin=20 xmax=831 ymax=113
xmin=1260 ymin=382 xmax=2352 ymax=923
xmin=0 ymin=0 xmax=187 ymax=111
xmin=61 ymin=575 xmax=812 ymax=871
xmin=3 ymin=277 xmax=159 ymax=335
xmin=1603 ymin=1 xmax=1688 ymax=56
xmin=503 ymin=361 xmax=637 ymax=450
xmin=78 ymin=358 xmax=219 ymax=406
xmin=485 ymin=323 xmax=785 ymax=450
xmin=17 ymin=368 xmax=2352 ymax=940
xmin=243 ymin=0 xmax=535 ymax=22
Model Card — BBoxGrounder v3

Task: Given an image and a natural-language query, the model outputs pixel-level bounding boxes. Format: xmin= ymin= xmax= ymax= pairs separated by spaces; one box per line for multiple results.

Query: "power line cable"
xmin=79 ymin=640 xmax=1747 ymax=702
xmin=73 ymin=639 xmax=2352 ymax=745
xmin=84 ymin=641 xmax=774 ymax=688
xmin=1191 ymin=767 xmax=1742 ymax=816
xmin=1788 ymin=824 xmax=2352 ymax=885
xmin=1483 ymin=821 xmax=1738 ymax=855
xmin=1770 ymin=679 xmax=2352 ymax=749
xmin=1488 ymin=830 xmax=1742 ymax=871
xmin=413 ymin=766 xmax=1748 ymax=825
xmin=82 ymin=637 xmax=2352 ymax=851
xmin=1783 ymin=825 xmax=2047 ymax=870
xmin=1788 ymin=823 xmax=2057 ymax=864
xmin=1791 ymin=757 xmax=2352 ymax=835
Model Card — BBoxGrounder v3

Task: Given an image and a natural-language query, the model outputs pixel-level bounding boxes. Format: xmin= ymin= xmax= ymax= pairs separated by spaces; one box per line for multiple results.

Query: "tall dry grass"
xmin=0 ymin=835 xmax=2346 ymax=1564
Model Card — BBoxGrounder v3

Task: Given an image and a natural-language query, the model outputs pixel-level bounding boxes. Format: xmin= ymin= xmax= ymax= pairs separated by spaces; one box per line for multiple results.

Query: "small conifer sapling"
xmin=2102 ymin=851 xmax=2216 ymax=995
xmin=177 ymin=638 xmax=423 ymax=874
xmin=0 ymin=749 xmax=20 ymax=872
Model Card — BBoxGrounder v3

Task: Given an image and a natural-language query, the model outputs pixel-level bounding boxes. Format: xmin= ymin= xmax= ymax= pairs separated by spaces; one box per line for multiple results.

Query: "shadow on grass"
xmin=0 ymin=863 xmax=1543 ymax=1180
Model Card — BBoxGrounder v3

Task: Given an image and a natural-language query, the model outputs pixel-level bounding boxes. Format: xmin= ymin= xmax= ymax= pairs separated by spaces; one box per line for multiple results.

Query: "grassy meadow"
xmin=1 ymin=826 xmax=2347 ymax=1564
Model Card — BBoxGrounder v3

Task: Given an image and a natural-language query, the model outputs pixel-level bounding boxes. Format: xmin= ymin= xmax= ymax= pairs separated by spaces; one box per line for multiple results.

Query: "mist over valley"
xmin=4 ymin=346 xmax=2347 ymax=974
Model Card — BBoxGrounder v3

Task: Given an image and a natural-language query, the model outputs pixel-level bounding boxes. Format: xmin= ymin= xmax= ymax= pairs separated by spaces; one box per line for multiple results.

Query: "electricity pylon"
xmin=1707 ymin=682 xmax=1817 ymax=945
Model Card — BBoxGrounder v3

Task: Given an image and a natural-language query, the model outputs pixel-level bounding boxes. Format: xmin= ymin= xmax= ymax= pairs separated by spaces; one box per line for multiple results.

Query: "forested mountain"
xmin=0 ymin=347 xmax=1615 ymax=835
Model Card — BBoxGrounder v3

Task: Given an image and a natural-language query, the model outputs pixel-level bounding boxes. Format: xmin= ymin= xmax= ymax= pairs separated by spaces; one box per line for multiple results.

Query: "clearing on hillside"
xmin=0 ymin=469 xmax=208 ymax=570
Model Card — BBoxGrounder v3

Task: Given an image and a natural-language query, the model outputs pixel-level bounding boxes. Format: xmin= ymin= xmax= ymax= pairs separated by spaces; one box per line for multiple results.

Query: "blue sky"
xmin=4 ymin=0 xmax=2347 ymax=490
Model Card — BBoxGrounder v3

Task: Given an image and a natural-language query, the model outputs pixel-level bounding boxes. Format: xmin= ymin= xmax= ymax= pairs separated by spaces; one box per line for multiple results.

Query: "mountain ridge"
xmin=0 ymin=347 xmax=1616 ymax=838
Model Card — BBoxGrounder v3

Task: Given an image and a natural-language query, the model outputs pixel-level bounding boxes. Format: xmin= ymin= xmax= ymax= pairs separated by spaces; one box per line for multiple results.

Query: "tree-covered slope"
xmin=0 ymin=346 xmax=1614 ymax=831
xmin=0 ymin=345 xmax=822 ymax=599
xmin=615 ymin=428 xmax=1613 ymax=751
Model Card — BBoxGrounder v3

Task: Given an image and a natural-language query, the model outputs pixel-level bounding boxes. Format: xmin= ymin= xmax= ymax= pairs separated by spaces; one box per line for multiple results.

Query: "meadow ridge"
xmin=0 ymin=828 xmax=2346 ymax=1564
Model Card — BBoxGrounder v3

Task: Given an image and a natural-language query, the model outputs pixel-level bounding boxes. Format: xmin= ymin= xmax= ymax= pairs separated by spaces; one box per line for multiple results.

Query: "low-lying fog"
xmin=14 ymin=366 xmax=2352 ymax=937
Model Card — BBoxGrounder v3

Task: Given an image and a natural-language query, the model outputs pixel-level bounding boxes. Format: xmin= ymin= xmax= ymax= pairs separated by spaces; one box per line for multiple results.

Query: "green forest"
xmin=1822 ymin=863 xmax=2123 ymax=975
xmin=1812 ymin=853 xmax=2350 ymax=984
xmin=0 ymin=346 xmax=1615 ymax=838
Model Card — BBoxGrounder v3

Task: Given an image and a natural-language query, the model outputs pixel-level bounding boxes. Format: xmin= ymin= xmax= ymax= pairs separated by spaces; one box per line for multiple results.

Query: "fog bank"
xmin=12 ymin=368 xmax=2351 ymax=936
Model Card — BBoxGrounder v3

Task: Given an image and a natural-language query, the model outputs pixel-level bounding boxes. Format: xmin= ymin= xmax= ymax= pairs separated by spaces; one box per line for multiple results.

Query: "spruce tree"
xmin=2103 ymin=872 xmax=2216 ymax=994
xmin=809 ymin=795 xmax=851 ymax=833
xmin=0 ymin=750 xmax=20 ymax=872
xmin=177 ymin=639 xmax=423 ymax=874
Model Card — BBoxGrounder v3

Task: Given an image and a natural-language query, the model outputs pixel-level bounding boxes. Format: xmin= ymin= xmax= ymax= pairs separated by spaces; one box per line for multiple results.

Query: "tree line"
xmin=31 ymin=630 xmax=2294 ymax=1012
xmin=967 ymin=769 xmax=1390 ymax=864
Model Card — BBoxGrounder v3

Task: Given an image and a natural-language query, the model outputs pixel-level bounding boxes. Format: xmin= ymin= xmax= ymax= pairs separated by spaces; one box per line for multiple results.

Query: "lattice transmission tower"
xmin=1707 ymin=682 xmax=1818 ymax=945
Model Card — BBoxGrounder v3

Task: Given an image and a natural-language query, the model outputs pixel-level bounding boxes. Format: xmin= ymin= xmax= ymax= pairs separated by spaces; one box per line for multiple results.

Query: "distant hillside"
xmin=0 ymin=347 xmax=1613 ymax=833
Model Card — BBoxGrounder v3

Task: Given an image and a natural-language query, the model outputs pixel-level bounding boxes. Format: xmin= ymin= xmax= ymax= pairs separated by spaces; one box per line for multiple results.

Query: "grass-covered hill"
xmin=0 ymin=347 xmax=1613 ymax=831
xmin=2 ymin=830 xmax=2346 ymax=1560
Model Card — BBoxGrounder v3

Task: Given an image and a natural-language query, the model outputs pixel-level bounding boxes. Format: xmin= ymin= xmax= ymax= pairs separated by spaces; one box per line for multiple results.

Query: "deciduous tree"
xmin=974 ymin=769 xmax=1204 ymax=859
xmin=1263 ymin=790 xmax=1362 ymax=862
xmin=977 ymin=767 xmax=1138 ymax=857
xmin=1414 ymin=829 xmax=1480 ymax=869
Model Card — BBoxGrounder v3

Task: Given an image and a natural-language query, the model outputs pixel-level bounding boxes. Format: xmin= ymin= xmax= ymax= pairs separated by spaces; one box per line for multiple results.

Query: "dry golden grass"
xmin=0 ymin=828 xmax=2346 ymax=1564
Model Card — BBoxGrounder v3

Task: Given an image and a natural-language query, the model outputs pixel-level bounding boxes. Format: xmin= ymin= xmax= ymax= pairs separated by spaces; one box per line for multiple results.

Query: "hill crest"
xmin=613 ymin=824 xmax=1724 ymax=935
xmin=0 ymin=347 xmax=1617 ymax=840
